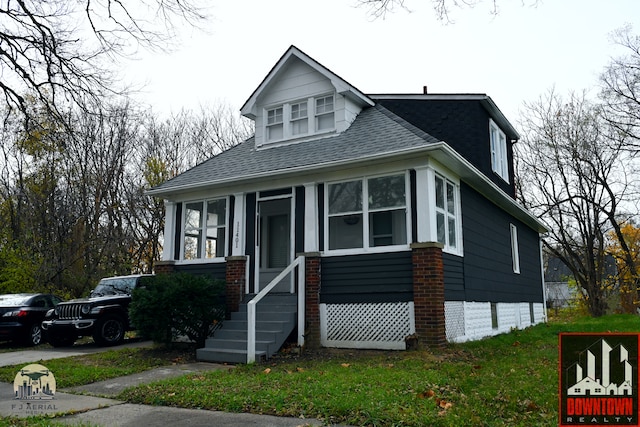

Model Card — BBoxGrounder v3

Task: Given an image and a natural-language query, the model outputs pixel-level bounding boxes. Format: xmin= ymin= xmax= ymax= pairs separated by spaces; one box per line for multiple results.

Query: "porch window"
xmin=182 ymin=198 xmax=227 ymax=260
xmin=434 ymin=174 xmax=459 ymax=252
xmin=327 ymin=173 xmax=407 ymax=251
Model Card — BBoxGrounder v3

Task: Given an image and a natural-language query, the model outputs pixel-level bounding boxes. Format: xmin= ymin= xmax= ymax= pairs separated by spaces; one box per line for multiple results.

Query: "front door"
xmin=256 ymin=197 xmax=292 ymax=293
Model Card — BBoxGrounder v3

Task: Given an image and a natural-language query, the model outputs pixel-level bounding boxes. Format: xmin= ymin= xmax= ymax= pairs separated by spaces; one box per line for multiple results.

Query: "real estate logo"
xmin=560 ymin=333 xmax=639 ymax=426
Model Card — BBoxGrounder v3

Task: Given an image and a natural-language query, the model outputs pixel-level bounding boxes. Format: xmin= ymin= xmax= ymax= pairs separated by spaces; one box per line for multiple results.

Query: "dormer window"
xmin=263 ymin=93 xmax=336 ymax=144
xmin=315 ymin=95 xmax=334 ymax=131
xmin=290 ymin=101 xmax=308 ymax=136
xmin=267 ymin=107 xmax=283 ymax=141
xmin=490 ymin=119 xmax=509 ymax=182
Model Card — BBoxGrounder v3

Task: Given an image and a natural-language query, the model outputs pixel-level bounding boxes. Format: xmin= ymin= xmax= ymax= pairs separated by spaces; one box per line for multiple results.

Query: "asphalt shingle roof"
xmin=149 ymin=104 xmax=441 ymax=196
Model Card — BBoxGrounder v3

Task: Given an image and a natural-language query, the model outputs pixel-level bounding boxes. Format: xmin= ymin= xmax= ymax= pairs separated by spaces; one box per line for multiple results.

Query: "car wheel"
xmin=93 ymin=315 xmax=125 ymax=346
xmin=48 ymin=335 xmax=76 ymax=347
xmin=23 ymin=324 xmax=42 ymax=346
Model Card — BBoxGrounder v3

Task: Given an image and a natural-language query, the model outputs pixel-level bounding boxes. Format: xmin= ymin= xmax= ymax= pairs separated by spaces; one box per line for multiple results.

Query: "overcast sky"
xmin=121 ymin=0 xmax=640 ymax=123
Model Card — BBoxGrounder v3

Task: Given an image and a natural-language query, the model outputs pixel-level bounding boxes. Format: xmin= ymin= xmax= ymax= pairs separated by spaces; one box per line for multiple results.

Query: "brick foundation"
xmin=153 ymin=260 xmax=175 ymax=275
xmin=302 ymin=252 xmax=321 ymax=349
xmin=225 ymin=256 xmax=247 ymax=315
xmin=411 ymin=242 xmax=446 ymax=349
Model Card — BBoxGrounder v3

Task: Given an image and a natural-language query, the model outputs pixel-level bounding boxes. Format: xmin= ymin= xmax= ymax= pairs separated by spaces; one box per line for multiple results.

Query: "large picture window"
xmin=183 ymin=198 xmax=227 ymax=260
xmin=434 ymin=174 xmax=460 ymax=252
xmin=327 ymin=174 xmax=407 ymax=251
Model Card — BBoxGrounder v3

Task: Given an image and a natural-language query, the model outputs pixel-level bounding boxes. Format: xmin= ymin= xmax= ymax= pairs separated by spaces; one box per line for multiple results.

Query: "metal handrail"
xmin=247 ymin=256 xmax=305 ymax=363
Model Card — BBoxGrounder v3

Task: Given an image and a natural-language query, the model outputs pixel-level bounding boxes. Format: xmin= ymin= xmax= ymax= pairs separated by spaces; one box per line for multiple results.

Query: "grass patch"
xmin=0 ymin=344 xmax=195 ymax=388
xmin=116 ymin=314 xmax=640 ymax=427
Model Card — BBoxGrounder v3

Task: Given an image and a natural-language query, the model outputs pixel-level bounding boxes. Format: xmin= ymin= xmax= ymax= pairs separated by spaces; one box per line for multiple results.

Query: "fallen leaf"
xmin=296 ymin=367 xmax=304 ymax=372
xmin=341 ymin=363 xmax=350 ymax=368
xmin=512 ymin=341 xmax=521 ymax=347
xmin=263 ymin=368 xmax=271 ymax=374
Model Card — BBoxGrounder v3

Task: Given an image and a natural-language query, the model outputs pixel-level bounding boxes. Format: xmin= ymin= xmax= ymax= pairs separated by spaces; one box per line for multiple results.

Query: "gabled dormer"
xmin=240 ymin=46 xmax=374 ymax=148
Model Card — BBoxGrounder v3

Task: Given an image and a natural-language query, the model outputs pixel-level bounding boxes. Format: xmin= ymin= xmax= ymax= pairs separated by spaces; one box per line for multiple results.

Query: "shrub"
xmin=130 ymin=273 xmax=225 ymax=348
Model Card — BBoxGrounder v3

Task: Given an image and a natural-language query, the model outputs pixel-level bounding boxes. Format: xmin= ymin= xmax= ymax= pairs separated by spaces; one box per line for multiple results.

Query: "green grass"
xmin=116 ymin=314 xmax=640 ymax=427
xmin=0 ymin=345 xmax=194 ymax=388
xmin=1 ymin=313 xmax=639 ymax=426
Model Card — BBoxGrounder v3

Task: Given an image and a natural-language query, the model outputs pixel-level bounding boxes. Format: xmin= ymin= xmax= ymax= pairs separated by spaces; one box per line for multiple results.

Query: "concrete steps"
xmin=196 ymin=294 xmax=296 ymax=364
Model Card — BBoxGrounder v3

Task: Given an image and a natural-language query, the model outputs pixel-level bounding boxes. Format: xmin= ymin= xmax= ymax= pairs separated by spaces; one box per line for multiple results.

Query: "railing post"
xmin=247 ymin=300 xmax=256 ymax=363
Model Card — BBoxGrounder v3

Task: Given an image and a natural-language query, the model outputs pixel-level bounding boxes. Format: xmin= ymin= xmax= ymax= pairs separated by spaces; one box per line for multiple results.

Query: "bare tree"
xmin=516 ymin=89 xmax=638 ymax=316
xmin=600 ymin=25 xmax=640 ymax=149
xmin=358 ymin=0 xmax=537 ymax=21
xmin=0 ymin=0 xmax=206 ymax=127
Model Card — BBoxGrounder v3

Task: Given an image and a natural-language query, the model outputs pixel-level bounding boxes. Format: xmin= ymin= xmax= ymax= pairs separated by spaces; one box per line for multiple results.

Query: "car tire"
xmin=93 ymin=315 xmax=125 ymax=346
xmin=23 ymin=323 xmax=43 ymax=346
xmin=48 ymin=335 xmax=76 ymax=347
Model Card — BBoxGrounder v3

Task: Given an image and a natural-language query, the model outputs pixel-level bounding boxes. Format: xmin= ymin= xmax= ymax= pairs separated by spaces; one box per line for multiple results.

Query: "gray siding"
xmin=320 ymin=252 xmax=413 ymax=304
xmin=443 ymin=253 xmax=464 ymax=300
xmin=460 ymin=183 xmax=543 ymax=303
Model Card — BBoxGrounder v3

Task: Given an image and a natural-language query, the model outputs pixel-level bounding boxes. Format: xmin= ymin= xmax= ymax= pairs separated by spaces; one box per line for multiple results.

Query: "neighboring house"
xmin=148 ymin=46 xmax=548 ymax=363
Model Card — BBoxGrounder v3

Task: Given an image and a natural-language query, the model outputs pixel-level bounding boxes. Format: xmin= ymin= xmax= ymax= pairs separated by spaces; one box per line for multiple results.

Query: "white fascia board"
xmin=147 ymin=142 xmax=546 ymax=234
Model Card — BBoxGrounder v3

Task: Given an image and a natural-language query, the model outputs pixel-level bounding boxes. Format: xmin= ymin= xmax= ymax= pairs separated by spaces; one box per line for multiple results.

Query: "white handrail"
xmin=247 ymin=256 xmax=305 ymax=363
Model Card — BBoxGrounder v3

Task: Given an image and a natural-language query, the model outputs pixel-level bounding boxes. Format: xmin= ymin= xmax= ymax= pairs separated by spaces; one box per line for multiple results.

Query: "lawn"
xmin=116 ymin=313 xmax=639 ymax=427
xmin=0 ymin=313 xmax=638 ymax=426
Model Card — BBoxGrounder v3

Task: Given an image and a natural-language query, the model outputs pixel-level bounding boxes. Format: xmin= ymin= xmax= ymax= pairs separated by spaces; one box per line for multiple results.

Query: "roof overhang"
xmin=241 ymin=45 xmax=374 ymax=119
xmin=147 ymin=141 xmax=546 ymax=233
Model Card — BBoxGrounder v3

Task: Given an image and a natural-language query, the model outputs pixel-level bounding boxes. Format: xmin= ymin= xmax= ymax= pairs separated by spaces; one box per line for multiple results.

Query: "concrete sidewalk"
xmin=0 ymin=343 xmax=345 ymax=426
xmin=0 ymin=339 xmax=153 ymax=367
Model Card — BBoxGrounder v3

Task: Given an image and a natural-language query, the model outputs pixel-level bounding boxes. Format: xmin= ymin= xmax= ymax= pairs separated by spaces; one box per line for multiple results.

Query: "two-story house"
xmin=148 ymin=46 xmax=548 ymax=363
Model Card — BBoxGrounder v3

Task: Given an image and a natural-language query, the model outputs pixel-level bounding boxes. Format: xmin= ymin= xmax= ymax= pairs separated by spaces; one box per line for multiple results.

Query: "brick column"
xmin=153 ymin=260 xmax=175 ymax=275
xmin=411 ymin=242 xmax=446 ymax=349
xmin=301 ymin=252 xmax=321 ymax=349
xmin=225 ymin=256 xmax=247 ymax=315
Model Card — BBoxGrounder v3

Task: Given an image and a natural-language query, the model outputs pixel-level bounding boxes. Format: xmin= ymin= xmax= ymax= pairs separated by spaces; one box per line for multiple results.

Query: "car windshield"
xmin=91 ymin=278 xmax=137 ymax=296
xmin=0 ymin=294 xmax=32 ymax=307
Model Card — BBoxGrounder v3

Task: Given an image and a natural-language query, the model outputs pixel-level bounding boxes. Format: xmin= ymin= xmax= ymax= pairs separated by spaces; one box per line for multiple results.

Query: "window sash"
xmin=510 ymin=224 xmax=520 ymax=274
xmin=183 ymin=199 xmax=227 ymax=260
xmin=490 ymin=121 xmax=509 ymax=182
xmin=327 ymin=174 xmax=407 ymax=251
xmin=434 ymin=174 xmax=458 ymax=250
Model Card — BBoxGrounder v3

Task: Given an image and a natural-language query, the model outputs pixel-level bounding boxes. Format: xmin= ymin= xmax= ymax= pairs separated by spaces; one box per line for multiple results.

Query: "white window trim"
xmin=490 ymin=119 xmax=509 ymax=183
xmin=510 ymin=223 xmax=520 ymax=274
xmin=263 ymin=93 xmax=335 ymax=145
xmin=430 ymin=168 xmax=463 ymax=256
xmin=323 ymin=172 xmax=411 ymax=255
xmin=180 ymin=197 xmax=229 ymax=262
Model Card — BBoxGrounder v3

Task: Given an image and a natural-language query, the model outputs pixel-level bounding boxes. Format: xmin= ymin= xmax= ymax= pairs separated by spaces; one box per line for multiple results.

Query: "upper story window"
xmin=290 ymin=101 xmax=308 ymax=136
xmin=326 ymin=173 xmax=408 ymax=251
xmin=183 ymin=198 xmax=227 ymax=260
xmin=264 ymin=94 xmax=335 ymax=143
xmin=266 ymin=107 xmax=283 ymax=141
xmin=315 ymin=95 xmax=334 ymax=131
xmin=490 ymin=120 xmax=509 ymax=182
xmin=434 ymin=174 xmax=460 ymax=252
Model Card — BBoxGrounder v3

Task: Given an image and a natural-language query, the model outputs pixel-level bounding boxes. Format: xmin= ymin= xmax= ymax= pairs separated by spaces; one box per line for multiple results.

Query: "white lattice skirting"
xmin=445 ymin=301 xmax=546 ymax=343
xmin=320 ymin=302 xmax=415 ymax=350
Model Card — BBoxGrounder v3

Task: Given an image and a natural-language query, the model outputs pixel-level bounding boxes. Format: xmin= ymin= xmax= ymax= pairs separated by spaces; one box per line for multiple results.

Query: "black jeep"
xmin=42 ymin=274 xmax=153 ymax=347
